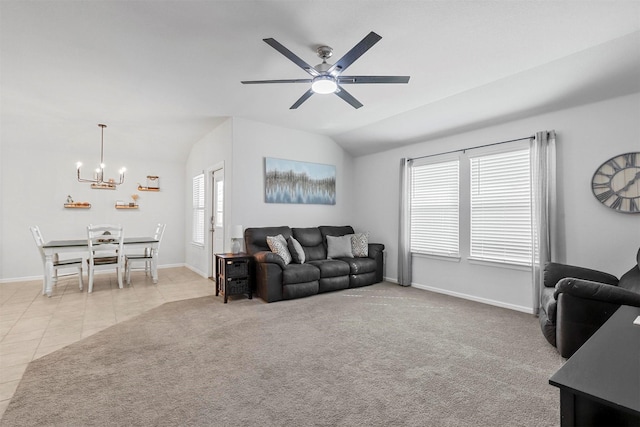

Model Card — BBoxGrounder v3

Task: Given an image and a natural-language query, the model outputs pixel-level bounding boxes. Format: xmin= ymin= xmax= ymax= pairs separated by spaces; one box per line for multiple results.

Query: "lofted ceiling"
xmin=1 ymin=1 xmax=640 ymax=161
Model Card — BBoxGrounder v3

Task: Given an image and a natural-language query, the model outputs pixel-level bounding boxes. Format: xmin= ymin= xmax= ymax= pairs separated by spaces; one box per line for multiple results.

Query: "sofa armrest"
xmin=553 ymin=277 xmax=640 ymax=358
xmin=251 ymin=250 xmax=285 ymax=302
xmin=368 ymin=243 xmax=385 ymax=282
xmin=554 ymin=277 xmax=640 ymax=306
xmin=543 ymin=262 xmax=618 ymax=288
xmin=555 ymin=292 xmax=620 ymax=358
xmin=253 ymin=250 xmax=286 ymax=269
xmin=368 ymin=243 xmax=385 ymax=259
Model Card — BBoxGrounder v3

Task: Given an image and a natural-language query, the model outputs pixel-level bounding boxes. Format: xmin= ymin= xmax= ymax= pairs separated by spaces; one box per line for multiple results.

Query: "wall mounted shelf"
xmin=64 ymin=203 xmax=91 ymax=209
xmin=137 ymin=186 xmax=160 ymax=192
xmin=115 ymin=204 xmax=138 ymax=209
xmin=91 ymin=183 xmax=116 ymax=190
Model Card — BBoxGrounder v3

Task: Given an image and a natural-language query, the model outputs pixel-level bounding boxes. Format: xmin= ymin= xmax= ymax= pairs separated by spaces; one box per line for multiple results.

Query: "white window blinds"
xmin=470 ymin=148 xmax=532 ymax=265
xmin=192 ymin=174 xmax=205 ymax=245
xmin=410 ymin=159 xmax=460 ymax=257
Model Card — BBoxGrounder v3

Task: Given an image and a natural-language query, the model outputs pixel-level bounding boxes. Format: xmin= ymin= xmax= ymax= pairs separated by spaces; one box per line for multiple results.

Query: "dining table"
xmin=41 ymin=237 xmax=159 ymax=297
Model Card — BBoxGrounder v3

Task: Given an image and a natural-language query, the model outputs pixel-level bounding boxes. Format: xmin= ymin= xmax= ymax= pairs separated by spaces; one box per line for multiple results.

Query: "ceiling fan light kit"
xmin=241 ymin=31 xmax=410 ymax=109
xmin=311 ymin=75 xmax=338 ymax=94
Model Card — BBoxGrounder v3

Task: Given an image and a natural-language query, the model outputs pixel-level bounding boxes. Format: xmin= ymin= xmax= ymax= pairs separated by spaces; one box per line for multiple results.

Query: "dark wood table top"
xmin=549 ymin=304 xmax=640 ymax=415
xmin=43 ymin=237 xmax=157 ymax=248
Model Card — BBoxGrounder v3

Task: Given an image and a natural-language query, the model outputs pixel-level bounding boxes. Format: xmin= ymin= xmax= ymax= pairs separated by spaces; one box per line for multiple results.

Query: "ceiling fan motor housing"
xmin=316 ymin=45 xmax=333 ymax=60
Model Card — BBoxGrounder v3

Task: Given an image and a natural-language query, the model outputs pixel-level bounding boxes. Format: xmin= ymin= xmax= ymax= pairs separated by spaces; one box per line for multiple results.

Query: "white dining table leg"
xmin=151 ymin=249 xmax=158 ymax=284
xmin=44 ymin=254 xmax=54 ymax=297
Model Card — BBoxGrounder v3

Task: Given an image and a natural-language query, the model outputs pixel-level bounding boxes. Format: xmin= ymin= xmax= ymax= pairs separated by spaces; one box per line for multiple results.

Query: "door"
xmin=210 ymin=168 xmax=224 ymax=277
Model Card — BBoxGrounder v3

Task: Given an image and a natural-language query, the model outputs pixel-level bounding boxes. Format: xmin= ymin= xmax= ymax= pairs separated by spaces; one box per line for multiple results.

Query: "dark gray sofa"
xmin=539 ymin=247 xmax=640 ymax=358
xmin=244 ymin=225 xmax=384 ymax=303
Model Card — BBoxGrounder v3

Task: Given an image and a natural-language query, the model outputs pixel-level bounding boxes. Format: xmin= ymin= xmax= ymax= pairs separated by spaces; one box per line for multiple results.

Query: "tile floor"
xmin=0 ymin=267 xmax=215 ymax=419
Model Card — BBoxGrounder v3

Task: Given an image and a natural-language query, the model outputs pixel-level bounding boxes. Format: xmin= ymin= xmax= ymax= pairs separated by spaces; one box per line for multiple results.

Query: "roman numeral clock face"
xmin=591 ymin=152 xmax=640 ymax=213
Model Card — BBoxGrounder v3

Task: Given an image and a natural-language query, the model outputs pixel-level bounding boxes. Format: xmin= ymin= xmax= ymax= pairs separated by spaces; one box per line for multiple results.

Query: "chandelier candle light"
xmin=76 ymin=124 xmax=126 ymax=186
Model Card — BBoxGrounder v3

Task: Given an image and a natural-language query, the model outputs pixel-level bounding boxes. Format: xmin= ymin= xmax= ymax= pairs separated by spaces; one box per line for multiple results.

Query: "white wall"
xmin=231 ymin=117 xmax=355 ymax=229
xmin=184 ymin=118 xmax=233 ymax=277
xmin=1 ymin=141 xmax=185 ymax=281
xmin=352 ymin=93 xmax=640 ymax=312
xmin=182 ymin=117 xmax=356 ymax=278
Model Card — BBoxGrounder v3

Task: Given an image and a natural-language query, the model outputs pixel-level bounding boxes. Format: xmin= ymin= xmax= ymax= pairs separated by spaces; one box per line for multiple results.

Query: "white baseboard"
xmin=0 ymin=275 xmax=42 ymax=284
xmin=0 ymin=263 xmax=187 ymax=284
xmin=185 ymin=264 xmax=208 ymax=279
xmin=410 ymin=282 xmax=534 ymax=314
xmin=158 ymin=263 xmax=186 ymax=270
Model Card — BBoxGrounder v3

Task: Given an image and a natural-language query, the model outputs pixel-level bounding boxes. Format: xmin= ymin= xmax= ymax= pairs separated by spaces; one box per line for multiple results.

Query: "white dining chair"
xmin=125 ymin=223 xmax=165 ymax=285
xmin=87 ymin=224 xmax=124 ymax=293
xmin=30 ymin=225 xmax=84 ymax=294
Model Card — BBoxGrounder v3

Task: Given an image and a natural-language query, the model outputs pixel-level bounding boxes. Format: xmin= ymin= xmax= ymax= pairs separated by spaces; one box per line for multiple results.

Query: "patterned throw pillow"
xmin=351 ymin=232 xmax=369 ymax=257
xmin=266 ymin=234 xmax=292 ymax=265
xmin=327 ymin=234 xmax=354 ymax=259
xmin=287 ymin=236 xmax=305 ymax=264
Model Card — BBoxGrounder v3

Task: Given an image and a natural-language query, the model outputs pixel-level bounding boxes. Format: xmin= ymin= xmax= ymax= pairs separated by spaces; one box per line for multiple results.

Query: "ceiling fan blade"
xmin=328 ymin=32 xmax=382 ymax=75
xmin=334 ymin=87 xmax=363 ymax=109
xmin=241 ymin=79 xmax=312 ymax=84
xmin=263 ymin=38 xmax=319 ymax=77
xmin=290 ymin=89 xmax=314 ymax=109
xmin=338 ymin=75 xmax=410 ymax=84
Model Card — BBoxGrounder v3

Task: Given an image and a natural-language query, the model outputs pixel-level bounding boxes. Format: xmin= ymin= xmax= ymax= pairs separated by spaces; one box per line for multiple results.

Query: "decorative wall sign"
xmin=138 ymin=175 xmax=160 ymax=191
xmin=265 ymin=157 xmax=336 ymax=205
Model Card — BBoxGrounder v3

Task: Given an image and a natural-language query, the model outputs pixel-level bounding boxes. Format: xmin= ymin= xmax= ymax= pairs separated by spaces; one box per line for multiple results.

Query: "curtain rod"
xmin=407 ymin=135 xmax=535 ymax=162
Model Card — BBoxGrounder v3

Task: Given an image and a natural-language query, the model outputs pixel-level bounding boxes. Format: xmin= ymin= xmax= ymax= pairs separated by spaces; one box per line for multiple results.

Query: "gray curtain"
xmin=398 ymin=158 xmax=412 ymax=286
xmin=530 ymin=130 xmax=557 ymax=314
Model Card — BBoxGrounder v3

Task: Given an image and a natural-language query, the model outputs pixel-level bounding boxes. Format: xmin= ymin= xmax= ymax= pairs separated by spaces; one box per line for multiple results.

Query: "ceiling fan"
xmin=241 ymin=31 xmax=410 ymax=109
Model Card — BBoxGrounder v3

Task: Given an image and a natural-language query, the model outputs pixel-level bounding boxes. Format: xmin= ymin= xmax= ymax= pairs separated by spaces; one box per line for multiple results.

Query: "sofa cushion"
xmin=318 ymin=276 xmax=349 ymax=293
xmin=351 ymin=232 xmax=369 ymax=257
xmin=540 ymin=286 xmax=557 ymax=324
xmin=319 ymin=225 xmax=355 ymax=240
xmin=287 ymin=236 xmax=305 ymax=264
xmin=338 ymin=257 xmax=377 ymax=275
xmin=307 ymin=259 xmax=350 ymax=278
xmin=245 ymin=226 xmax=292 ymax=255
xmin=539 ymin=308 xmax=556 ymax=347
xmin=327 ymin=235 xmax=354 ymax=258
xmin=282 ymin=263 xmax=320 ymax=285
xmin=266 ymin=234 xmax=292 ymax=265
xmin=283 ymin=281 xmax=319 ymax=300
xmin=292 ymin=227 xmax=326 ymax=261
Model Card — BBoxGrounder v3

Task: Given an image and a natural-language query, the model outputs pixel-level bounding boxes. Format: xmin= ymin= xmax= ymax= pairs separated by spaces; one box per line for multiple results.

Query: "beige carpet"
xmin=0 ymin=282 xmax=563 ymax=426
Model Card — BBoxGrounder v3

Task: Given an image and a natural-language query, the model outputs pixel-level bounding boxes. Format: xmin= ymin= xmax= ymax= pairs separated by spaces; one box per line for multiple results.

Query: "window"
xmin=192 ymin=174 xmax=205 ymax=245
xmin=214 ymin=178 xmax=223 ymax=228
xmin=410 ymin=158 xmax=459 ymax=257
xmin=469 ymin=148 xmax=532 ymax=265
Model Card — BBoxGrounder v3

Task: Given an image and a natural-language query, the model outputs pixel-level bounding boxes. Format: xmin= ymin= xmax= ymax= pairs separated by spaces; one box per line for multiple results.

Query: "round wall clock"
xmin=591 ymin=152 xmax=640 ymax=214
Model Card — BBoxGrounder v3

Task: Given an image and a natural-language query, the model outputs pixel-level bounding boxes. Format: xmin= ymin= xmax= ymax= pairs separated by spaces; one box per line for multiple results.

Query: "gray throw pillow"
xmin=266 ymin=234 xmax=292 ymax=265
xmin=326 ymin=234 xmax=354 ymax=259
xmin=287 ymin=236 xmax=305 ymax=264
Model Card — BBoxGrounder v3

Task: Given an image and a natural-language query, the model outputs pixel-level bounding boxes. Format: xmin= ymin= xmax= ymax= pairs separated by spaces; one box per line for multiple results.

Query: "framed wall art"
xmin=265 ymin=157 xmax=336 ymax=205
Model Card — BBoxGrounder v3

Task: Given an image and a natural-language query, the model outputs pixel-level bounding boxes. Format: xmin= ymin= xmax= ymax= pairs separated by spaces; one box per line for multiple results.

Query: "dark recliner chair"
xmin=539 ymin=248 xmax=640 ymax=358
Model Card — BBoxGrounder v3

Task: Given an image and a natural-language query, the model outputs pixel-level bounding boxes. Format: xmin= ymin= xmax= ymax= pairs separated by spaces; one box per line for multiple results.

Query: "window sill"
xmin=467 ymin=257 xmax=531 ymax=271
xmin=191 ymin=242 xmax=205 ymax=248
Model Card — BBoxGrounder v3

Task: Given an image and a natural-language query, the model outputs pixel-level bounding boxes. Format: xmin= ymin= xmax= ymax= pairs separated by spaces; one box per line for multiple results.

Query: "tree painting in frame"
xmin=265 ymin=157 xmax=336 ymax=205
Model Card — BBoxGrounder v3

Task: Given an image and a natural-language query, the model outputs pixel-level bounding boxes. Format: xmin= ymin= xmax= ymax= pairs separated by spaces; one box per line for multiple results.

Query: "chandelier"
xmin=76 ymin=124 xmax=126 ymax=186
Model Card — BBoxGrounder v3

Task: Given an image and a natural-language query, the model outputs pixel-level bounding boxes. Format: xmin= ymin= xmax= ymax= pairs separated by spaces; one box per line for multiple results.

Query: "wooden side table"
xmin=215 ymin=253 xmax=253 ymax=303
